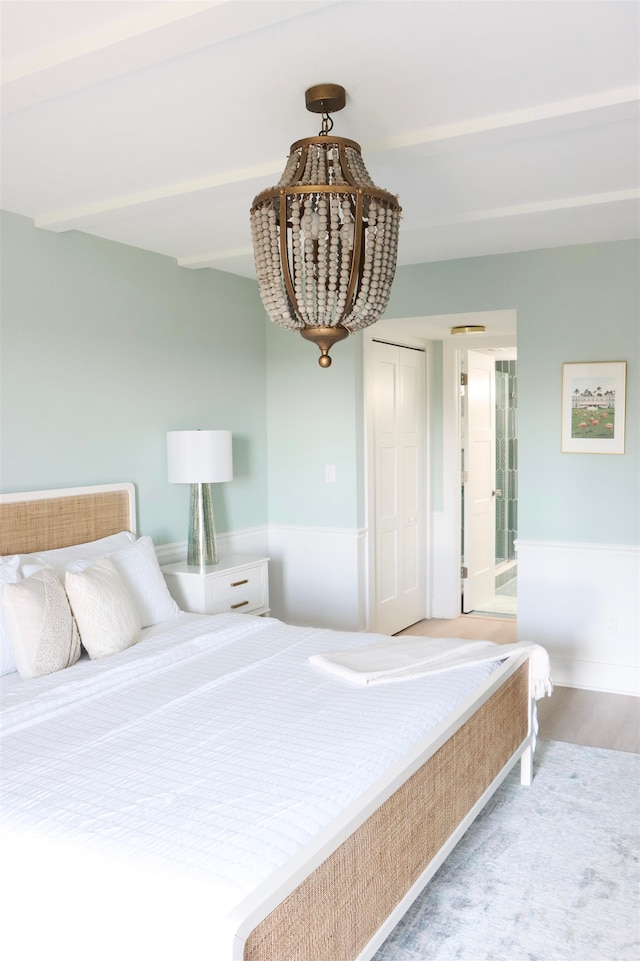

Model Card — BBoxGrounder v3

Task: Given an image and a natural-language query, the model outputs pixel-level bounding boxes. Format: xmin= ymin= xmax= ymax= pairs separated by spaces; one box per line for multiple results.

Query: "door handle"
xmin=492 ymin=489 xmax=502 ymax=497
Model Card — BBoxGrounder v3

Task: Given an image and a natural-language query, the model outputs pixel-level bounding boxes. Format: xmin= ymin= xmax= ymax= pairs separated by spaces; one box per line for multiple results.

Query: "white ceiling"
xmin=1 ymin=1 xmax=638 ymax=322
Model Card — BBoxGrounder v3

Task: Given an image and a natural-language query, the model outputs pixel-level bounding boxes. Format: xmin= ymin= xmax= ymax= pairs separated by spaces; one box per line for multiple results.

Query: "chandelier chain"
xmin=319 ymin=112 xmax=334 ymax=137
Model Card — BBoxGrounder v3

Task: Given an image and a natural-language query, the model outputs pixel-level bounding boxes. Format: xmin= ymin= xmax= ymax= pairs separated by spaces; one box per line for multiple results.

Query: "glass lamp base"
xmin=187 ymin=482 xmax=217 ymax=568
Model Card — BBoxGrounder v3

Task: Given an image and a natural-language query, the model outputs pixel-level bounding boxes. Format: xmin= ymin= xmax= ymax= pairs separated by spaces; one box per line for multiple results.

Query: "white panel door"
xmin=372 ymin=341 xmax=425 ymax=635
xmin=462 ymin=350 xmax=496 ymax=613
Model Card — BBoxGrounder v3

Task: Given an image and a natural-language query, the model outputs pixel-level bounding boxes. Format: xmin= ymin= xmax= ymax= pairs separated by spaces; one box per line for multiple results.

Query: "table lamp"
xmin=167 ymin=429 xmax=233 ymax=568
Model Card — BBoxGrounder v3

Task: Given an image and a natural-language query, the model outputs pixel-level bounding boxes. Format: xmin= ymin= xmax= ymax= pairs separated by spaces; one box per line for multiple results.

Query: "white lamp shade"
xmin=167 ymin=430 xmax=233 ymax=484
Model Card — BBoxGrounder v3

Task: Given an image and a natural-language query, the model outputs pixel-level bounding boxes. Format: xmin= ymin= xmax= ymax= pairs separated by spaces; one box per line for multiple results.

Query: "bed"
xmin=0 ymin=483 xmax=544 ymax=961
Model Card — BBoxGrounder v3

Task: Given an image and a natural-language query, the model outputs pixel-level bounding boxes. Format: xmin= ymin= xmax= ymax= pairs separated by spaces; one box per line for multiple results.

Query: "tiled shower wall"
xmin=495 ymin=360 xmax=518 ymax=562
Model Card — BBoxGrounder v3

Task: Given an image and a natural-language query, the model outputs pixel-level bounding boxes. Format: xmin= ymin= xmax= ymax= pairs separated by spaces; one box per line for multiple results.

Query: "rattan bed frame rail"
xmin=242 ymin=662 xmax=530 ymax=961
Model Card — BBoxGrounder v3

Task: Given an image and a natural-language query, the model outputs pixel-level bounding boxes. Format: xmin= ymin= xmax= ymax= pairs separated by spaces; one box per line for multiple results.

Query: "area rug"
xmin=373 ymin=739 xmax=639 ymax=961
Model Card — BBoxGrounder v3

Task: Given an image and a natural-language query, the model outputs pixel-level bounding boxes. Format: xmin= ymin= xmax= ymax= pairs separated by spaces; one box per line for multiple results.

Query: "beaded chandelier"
xmin=250 ymin=84 xmax=401 ymax=367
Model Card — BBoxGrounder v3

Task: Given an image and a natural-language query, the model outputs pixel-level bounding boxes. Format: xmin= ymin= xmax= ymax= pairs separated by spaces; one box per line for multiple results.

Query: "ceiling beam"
xmin=1 ymin=0 xmax=343 ymax=115
xmin=33 ymin=88 xmax=638 ymax=239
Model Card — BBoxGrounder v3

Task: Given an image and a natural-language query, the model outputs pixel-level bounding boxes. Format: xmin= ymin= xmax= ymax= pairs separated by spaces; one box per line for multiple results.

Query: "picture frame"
xmin=562 ymin=361 xmax=627 ymax=454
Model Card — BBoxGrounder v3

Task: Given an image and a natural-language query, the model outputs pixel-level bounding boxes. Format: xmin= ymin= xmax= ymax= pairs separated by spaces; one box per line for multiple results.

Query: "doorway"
xmin=462 ymin=349 xmax=518 ymax=617
xmin=365 ymin=309 xmax=517 ymax=627
xmin=493 ymin=356 xmax=518 ymax=613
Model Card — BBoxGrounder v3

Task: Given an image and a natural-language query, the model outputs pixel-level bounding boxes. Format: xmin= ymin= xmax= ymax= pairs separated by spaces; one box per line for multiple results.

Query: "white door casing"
xmin=370 ymin=341 xmax=426 ymax=634
xmin=462 ymin=349 xmax=497 ymax=613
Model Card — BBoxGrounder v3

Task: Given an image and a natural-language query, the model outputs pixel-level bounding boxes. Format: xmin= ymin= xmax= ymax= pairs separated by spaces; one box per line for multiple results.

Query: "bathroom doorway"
xmin=462 ymin=348 xmax=518 ymax=617
xmin=492 ymin=354 xmax=518 ymax=614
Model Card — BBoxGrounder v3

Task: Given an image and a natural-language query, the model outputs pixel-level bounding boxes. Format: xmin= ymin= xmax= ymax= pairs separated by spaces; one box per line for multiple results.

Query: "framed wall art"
xmin=562 ymin=361 xmax=627 ymax=454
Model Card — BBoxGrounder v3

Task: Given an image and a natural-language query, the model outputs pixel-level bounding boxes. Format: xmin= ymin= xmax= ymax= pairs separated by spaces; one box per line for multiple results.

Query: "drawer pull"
xmin=231 ymin=600 xmax=249 ymax=609
xmin=230 ymin=579 xmax=249 ymax=588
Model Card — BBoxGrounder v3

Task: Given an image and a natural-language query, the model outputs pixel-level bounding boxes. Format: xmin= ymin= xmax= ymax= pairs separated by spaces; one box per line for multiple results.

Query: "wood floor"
xmin=397 ymin=615 xmax=640 ymax=754
xmin=398 ymin=614 xmax=518 ymax=645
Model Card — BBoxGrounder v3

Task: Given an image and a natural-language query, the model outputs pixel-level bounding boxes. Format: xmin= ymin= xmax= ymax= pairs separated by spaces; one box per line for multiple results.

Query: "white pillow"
xmin=65 ymin=558 xmax=141 ymax=660
xmin=3 ymin=531 xmax=135 ymax=578
xmin=67 ymin=536 xmax=179 ymax=629
xmin=106 ymin=536 xmax=179 ymax=628
xmin=0 ymin=557 xmax=21 ymax=675
xmin=2 ymin=567 xmax=81 ymax=681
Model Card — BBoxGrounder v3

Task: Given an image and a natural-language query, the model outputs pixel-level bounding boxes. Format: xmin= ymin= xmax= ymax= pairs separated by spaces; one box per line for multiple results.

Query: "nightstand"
xmin=161 ymin=555 xmax=269 ymax=616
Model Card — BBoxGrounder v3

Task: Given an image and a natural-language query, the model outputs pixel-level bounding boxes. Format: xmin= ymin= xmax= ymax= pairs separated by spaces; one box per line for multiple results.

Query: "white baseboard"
xmin=516 ymin=539 xmax=639 ymax=696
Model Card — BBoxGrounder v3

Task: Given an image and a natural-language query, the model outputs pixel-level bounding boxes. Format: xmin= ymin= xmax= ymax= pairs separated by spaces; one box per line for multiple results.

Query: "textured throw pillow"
xmin=0 ymin=557 xmax=21 ymax=676
xmin=66 ymin=536 xmax=179 ymax=628
xmin=2 ymin=567 xmax=81 ymax=680
xmin=106 ymin=536 xmax=179 ymax=628
xmin=65 ymin=557 xmax=141 ymax=659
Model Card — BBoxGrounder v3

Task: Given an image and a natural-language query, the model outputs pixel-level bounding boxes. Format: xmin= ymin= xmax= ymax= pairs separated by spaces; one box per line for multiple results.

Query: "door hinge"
xmin=461 ymin=565 xmax=468 ymax=578
xmin=460 ymin=372 xmax=468 ymax=386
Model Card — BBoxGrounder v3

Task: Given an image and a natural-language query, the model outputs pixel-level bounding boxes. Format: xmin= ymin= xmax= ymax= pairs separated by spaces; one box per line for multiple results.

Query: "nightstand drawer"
xmin=204 ymin=566 xmax=267 ymax=614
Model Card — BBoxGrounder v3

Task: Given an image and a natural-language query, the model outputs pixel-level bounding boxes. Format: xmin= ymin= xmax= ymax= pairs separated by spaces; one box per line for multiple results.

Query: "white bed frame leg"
xmin=520 ymin=744 xmax=533 ymax=786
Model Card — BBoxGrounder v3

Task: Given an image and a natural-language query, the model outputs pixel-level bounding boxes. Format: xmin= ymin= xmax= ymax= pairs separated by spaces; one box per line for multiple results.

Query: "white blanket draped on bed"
xmin=309 ymin=637 xmax=552 ymax=699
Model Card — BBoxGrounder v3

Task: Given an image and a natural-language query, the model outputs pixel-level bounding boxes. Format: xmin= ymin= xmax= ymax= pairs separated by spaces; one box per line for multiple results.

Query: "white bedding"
xmin=1 ymin=612 xmax=502 ymax=960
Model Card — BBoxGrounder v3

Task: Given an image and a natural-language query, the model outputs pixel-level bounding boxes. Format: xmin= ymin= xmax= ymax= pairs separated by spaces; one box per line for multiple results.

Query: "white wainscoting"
xmin=267 ymin=525 xmax=368 ymax=631
xmin=155 ymin=527 xmax=269 ymax=567
xmin=516 ymin=540 xmax=639 ymax=696
xmin=430 ymin=510 xmax=461 ymax=619
xmin=157 ymin=525 xmax=368 ymax=631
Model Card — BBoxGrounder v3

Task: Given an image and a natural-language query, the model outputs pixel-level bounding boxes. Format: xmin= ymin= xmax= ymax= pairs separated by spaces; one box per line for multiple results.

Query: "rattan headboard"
xmin=0 ymin=483 xmax=136 ymax=555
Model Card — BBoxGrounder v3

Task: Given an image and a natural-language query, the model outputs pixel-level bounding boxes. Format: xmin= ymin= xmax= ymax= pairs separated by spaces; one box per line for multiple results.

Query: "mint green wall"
xmin=266 ymin=242 xmax=638 ymax=545
xmin=2 ymin=212 xmax=637 ymax=550
xmin=265 ymin=321 xmax=364 ymax=528
xmin=0 ymin=211 xmax=268 ymax=544
xmin=387 ymin=241 xmax=639 ymax=545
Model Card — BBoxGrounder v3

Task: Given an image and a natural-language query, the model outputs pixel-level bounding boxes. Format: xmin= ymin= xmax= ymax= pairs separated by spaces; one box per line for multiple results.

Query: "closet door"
xmin=371 ymin=341 xmax=426 ymax=635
